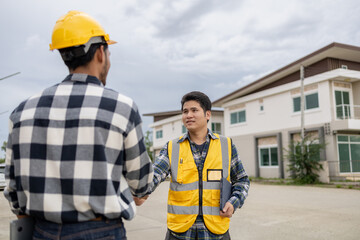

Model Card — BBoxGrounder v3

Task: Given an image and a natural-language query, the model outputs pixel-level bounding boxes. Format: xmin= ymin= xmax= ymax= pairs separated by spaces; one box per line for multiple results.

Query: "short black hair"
xmin=181 ymin=91 xmax=212 ymax=113
xmin=60 ymin=43 xmax=108 ymax=71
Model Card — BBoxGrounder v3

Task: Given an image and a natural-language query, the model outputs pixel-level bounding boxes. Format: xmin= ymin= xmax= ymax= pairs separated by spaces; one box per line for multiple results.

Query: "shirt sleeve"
xmin=3 ymin=119 xmax=23 ymax=215
xmin=228 ymin=142 xmax=250 ymax=211
xmin=148 ymin=143 xmax=171 ymax=194
xmin=123 ymin=103 xmax=153 ymax=198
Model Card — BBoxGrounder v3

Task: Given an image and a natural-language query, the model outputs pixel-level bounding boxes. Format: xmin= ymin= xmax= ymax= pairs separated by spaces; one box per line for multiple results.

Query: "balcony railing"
xmin=335 ymin=104 xmax=360 ymax=120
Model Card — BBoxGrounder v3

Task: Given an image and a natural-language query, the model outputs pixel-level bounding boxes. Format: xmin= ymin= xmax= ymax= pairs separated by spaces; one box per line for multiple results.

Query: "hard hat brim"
xmin=107 ymin=40 xmax=117 ymax=45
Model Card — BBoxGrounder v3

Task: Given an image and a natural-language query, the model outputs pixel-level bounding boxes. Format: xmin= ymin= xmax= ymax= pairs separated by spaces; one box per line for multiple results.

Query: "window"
xmin=211 ymin=122 xmax=221 ymax=134
xmin=259 ymin=147 xmax=278 ymax=167
xmin=293 ymin=92 xmax=319 ymax=112
xmin=259 ymin=100 xmax=264 ymax=112
xmin=335 ymin=90 xmax=351 ymax=119
xmin=294 ymin=143 xmax=320 ymax=162
xmin=337 ymin=135 xmax=360 ymax=173
xmin=156 ymin=130 xmax=163 ymax=139
xmin=230 ymin=110 xmax=246 ymax=124
xmin=182 ymin=125 xmax=187 ymax=134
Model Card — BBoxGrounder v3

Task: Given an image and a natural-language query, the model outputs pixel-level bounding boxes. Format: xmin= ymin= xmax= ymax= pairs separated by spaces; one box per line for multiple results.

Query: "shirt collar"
xmin=178 ymin=129 xmax=218 ymax=143
xmin=63 ymin=73 xmax=103 ymax=86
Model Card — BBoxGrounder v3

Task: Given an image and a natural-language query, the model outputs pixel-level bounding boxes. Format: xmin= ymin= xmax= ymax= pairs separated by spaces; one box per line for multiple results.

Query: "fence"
xmin=335 ymin=104 xmax=360 ymax=120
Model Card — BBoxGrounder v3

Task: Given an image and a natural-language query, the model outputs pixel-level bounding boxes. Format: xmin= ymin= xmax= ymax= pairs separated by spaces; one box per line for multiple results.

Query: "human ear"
xmin=206 ymin=110 xmax=211 ymax=120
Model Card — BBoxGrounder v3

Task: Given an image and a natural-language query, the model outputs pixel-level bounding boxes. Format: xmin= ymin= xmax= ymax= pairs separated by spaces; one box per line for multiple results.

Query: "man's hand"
xmin=220 ymin=202 xmax=234 ymax=218
xmin=133 ymin=195 xmax=149 ymax=206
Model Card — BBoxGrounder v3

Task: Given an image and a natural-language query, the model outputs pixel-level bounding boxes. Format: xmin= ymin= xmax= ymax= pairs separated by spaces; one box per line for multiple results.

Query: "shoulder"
xmin=103 ymin=88 xmax=135 ymax=108
xmin=10 ymin=84 xmax=59 ymax=120
xmin=213 ymin=133 xmax=231 ymax=142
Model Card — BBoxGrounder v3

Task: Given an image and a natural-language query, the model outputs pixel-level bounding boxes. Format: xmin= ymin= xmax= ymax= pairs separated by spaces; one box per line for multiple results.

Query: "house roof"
xmin=213 ymin=42 xmax=360 ymax=107
xmin=143 ymin=110 xmax=182 ymax=117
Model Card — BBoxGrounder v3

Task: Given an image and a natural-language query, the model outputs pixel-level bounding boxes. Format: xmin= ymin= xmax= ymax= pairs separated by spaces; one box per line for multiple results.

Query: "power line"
xmin=0 ymin=72 xmax=19 ymax=118
xmin=0 ymin=72 xmax=21 ymax=81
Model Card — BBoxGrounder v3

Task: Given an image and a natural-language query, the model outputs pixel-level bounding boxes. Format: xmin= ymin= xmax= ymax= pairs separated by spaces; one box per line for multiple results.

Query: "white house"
xmin=144 ymin=42 xmax=360 ymax=183
xmin=213 ymin=42 xmax=360 ymax=182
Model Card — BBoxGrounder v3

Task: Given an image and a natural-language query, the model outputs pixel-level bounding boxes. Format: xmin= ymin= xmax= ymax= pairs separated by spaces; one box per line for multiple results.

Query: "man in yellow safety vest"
xmin=141 ymin=91 xmax=250 ymax=240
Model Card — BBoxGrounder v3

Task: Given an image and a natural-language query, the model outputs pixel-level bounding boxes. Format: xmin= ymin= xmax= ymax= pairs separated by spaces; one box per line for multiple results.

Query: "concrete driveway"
xmin=1 ymin=182 xmax=360 ymax=240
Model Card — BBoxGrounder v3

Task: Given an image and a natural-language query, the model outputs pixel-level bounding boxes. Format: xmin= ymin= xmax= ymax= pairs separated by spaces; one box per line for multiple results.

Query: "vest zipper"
xmin=198 ymin=166 xmax=203 ymax=216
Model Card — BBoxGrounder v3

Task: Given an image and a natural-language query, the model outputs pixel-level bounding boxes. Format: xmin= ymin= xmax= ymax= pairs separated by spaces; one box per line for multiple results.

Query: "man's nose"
xmin=187 ymin=112 xmax=194 ymax=118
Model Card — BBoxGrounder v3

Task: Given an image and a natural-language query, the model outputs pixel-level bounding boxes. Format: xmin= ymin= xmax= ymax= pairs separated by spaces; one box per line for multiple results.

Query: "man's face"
xmin=182 ymin=100 xmax=210 ymax=133
xmin=99 ymin=47 xmax=111 ymax=85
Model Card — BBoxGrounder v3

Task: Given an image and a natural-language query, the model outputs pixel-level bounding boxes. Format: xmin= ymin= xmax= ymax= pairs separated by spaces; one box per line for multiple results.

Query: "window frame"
xmin=155 ymin=129 xmax=163 ymax=139
xmin=292 ymin=91 xmax=320 ymax=113
xmin=258 ymin=145 xmax=279 ymax=168
xmin=334 ymin=90 xmax=351 ymax=119
xmin=337 ymin=134 xmax=360 ymax=173
xmin=230 ymin=109 xmax=246 ymax=125
xmin=211 ymin=122 xmax=222 ymax=134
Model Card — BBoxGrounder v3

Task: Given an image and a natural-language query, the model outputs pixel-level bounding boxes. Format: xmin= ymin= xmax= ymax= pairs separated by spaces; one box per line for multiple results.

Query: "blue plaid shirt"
xmin=151 ymin=130 xmax=250 ymax=240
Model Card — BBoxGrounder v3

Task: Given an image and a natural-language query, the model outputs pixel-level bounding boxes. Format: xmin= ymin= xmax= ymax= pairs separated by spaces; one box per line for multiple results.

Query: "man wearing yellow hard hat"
xmin=4 ymin=10 xmax=153 ymax=239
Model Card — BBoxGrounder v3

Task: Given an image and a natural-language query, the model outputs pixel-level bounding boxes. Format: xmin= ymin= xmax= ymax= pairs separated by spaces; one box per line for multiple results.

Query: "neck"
xmin=71 ymin=65 xmax=98 ymax=79
xmin=188 ymin=127 xmax=208 ymax=145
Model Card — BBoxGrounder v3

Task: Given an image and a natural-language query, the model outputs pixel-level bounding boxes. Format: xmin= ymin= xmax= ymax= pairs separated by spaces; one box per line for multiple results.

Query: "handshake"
xmin=133 ymin=195 xmax=150 ymax=206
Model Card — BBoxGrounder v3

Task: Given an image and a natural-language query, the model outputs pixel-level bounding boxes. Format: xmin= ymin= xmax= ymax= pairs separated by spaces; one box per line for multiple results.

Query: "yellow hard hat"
xmin=49 ymin=10 xmax=116 ymax=51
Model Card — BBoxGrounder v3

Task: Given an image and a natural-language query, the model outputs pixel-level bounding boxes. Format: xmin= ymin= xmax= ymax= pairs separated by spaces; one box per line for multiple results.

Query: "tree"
xmin=144 ymin=130 xmax=154 ymax=162
xmin=0 ymin=141 xmax=6 ymax=164
xmin=285 ymin=135 xmax=325 ymax=184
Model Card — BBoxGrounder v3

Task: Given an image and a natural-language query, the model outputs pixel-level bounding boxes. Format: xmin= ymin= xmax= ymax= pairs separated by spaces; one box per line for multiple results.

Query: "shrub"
xmin=285 ymin=135 xmax=325 ymax=184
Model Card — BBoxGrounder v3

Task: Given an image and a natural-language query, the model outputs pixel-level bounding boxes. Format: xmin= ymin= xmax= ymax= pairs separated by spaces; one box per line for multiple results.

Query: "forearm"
xmin=148 ymin=144 xmax=171 ymax=194
xmin=126 ymin=150 xmax=154 ymax=197
xmin=3 ymin=130 xmax=23 ymax=215
xmin=124 ymin=122 xmax=154 ymax=197
xmin=228 ymin=174 xmax=250 ymax=209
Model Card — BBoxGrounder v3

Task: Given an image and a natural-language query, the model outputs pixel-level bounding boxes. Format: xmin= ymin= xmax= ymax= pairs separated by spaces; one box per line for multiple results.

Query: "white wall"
xmin=224 ymin=80 xmax=335 ymax=137
xmin=152 ymin=115 xmax=182 ymax=150
xmin=353 ymin=81 xmax=360 ymax=106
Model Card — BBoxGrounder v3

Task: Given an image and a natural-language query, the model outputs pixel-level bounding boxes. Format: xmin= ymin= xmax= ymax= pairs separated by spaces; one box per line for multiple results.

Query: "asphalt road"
xmin=1 ymin=182 xmax=360 ymax=240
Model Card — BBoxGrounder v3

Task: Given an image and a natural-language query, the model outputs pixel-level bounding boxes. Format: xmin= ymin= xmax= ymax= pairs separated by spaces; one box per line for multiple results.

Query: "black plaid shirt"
xmin=3 ymin=74 xmax=153 ymax=223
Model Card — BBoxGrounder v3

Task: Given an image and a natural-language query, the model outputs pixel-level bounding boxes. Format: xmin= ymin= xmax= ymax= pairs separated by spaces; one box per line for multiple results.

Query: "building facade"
xmin=213 ymin=43 xmax=360 ymax=182
xmin=144 ymin=42 xmax=360 ymax=182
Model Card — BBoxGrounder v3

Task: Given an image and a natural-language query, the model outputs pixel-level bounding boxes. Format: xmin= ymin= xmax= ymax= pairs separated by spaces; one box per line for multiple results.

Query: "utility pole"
xmin=300 ymin=65 xmax=305 ymax=156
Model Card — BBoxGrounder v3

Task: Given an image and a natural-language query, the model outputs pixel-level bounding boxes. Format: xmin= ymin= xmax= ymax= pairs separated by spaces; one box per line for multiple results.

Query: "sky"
xmin=1 ymin=0 xmax=360 ymax=157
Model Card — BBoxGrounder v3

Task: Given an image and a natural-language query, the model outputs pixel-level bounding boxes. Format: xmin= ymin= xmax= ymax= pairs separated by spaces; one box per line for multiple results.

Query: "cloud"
xmin=1 ymin=0 xmax=360 ymax=137
xmin=25 ymin=34 xmax=43 ymax=48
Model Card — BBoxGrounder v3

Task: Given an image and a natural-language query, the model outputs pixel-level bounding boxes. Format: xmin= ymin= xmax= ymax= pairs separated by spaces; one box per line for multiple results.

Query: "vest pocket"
xmin=178 ymin=162 xmax=198 ymax=184
xmin=169 ymin=190 xmax=193 ymax=206
xmin=168 ymin=191 xmax=198 ymax=225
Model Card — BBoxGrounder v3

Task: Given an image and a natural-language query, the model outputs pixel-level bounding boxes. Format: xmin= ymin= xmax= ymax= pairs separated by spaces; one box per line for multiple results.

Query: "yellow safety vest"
xmin=167 ymin=134 xmax=232 ymax=235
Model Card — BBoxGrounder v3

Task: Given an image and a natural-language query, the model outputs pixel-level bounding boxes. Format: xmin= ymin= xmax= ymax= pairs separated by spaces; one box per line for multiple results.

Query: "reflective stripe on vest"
xmin=167 ymin=134 xmax=231 ymax=235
